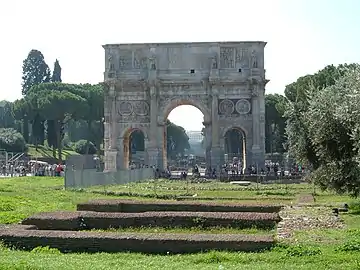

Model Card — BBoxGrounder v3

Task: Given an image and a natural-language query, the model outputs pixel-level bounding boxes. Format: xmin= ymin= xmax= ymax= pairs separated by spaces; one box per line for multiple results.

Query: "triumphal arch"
xmin=103 ymin=41 xmax=268 ymax=171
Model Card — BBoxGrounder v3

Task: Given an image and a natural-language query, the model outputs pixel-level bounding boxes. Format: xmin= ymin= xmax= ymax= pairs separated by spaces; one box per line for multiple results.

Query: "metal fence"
xmin=64 ymin=167 xmax=154 ymax=189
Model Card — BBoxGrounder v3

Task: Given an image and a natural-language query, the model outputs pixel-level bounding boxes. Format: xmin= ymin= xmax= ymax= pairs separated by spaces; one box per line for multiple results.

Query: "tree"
xmin=284 ymin=63 xmax=359 ymax=169
xmin=47 ymin=59 xmax=62 ymax=152
xmin=166 ymin=120 xmax=190 ymax=159
xmin=22 ymin=50 xmax=51 ymax=95
xmin=27 ymin=83 xmax=87 ymax=161
xmin=75 ymin=84 xmax=104 ymax=154
xmin=74 ymin=139 xmax=97 ymax=155
xmin=284 ymin=63 xmax=360 ymax=196
xmin=0 ymin=101 xmax=16 ymax=129
xmin=265 ymin=94 xmax=287 ymax=154
xmin=21 ymin=49 xmax=51 ymax=144
xmin=0 ymin=128 xmax=27 ymax=153
xmin=51 ymin=59 xmax=62 ymax=82
xmin=304 ymin=67 xmax=360 ymax=196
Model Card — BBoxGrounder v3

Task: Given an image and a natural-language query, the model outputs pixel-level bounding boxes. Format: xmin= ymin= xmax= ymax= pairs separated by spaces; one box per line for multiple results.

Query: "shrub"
xmin=336 ymin=240 xmax=360 ymax=252
xmin=74 ymin=139 xmax=97 ymax=155
xmin=0 ymin=128 xmax=27 ymax=153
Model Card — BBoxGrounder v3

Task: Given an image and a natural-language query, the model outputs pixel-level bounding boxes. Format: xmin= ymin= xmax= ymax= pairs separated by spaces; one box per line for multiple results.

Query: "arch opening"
xmin=123 ymin=128 xmax=145 ymax=169
xmin=224 ymin=127 xmax=247 ymax=172
xmin=165 ymin=104 xmax=206 ymax=173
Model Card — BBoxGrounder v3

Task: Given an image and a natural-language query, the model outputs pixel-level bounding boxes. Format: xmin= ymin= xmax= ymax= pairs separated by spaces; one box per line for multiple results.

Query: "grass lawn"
xmin=1 ymin=176 xmax=360 ymax=270
xmin=27 ymin=144 xmax=79 ymax=160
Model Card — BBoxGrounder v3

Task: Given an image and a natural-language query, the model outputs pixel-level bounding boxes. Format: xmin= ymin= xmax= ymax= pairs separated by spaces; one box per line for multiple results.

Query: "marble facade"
xmin=103 ymin=41 xmax=268 ymax=171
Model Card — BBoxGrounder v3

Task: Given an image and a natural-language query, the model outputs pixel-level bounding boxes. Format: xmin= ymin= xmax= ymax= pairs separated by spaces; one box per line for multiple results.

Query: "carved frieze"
xmin=218 ymin=99 xmax=234 ymax=116
xmin=168 ymin=47 xmax=182 ymax=67
xmin=133 ymin=101 xmax=150 ymax=116
xmin=159 ymin=94 xmax=210 ymax=112
xmin=107 ymin=49 xmax=115 ymax=71
xmin=219 ymin=113 xmax=253 ymax=121
xmin=118 ymin=101 xmax=133 ymax=116
xmin=118 ymin=50 xmax=133 ymax=70
xmin=250 ymin=50 xmax=258 ymax=68
xmin=119 ymin=123 xmax=150 ymax=133
xmin=220 ymin=47 xmax=235 ymax=68
xmin=211 ymin=54 xmax=218 ymax=69
xmin=235 ymin=48 xmax=249 ymax=68
xmin=161 ymin=84 xmax=191 ymax=92
xmin=235 ymin=99 xmax=251 ymax=115
xmin=134 ymin=49 xmax=147 ymax=69
xmin=218 ymin=99 xmax=252 ymax=116
xmin=117 ymin=100 xmax=150 ymax=123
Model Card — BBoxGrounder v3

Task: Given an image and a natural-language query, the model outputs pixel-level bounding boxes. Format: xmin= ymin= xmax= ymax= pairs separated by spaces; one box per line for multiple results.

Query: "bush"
xmin=74 ymin=139 xmax=97 ymax=155
xmin=0 ymin=128 xmax=27 ymax=153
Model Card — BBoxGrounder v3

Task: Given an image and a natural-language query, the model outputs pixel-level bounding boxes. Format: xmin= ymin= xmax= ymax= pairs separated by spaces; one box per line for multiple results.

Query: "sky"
xmin=1 ymin=0 xmax=359 ymax=131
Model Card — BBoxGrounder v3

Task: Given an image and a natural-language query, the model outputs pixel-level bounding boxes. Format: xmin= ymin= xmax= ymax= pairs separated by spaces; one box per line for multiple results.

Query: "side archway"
xmin=122 ymin=127 xmax=148 ymax=169
xmin=222 ymin=126 xmax=247 ymax=172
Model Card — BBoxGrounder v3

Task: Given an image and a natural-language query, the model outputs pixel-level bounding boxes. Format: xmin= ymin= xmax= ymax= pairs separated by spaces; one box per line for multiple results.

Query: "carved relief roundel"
xmin=219 ymin=99 xmax=234 ymax=115
xmin=118 ymin=101 xmax=133 ymax=116
xmin=134 ymin=101 xmax=150 ymax=116
xmin=235 ymin=99 xmax=251 ymax=114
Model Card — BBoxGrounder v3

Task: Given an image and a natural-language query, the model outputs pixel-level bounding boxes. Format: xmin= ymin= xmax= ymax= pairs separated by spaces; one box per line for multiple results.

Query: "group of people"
xmin=0 ymin=161 xmax=65 ymax=177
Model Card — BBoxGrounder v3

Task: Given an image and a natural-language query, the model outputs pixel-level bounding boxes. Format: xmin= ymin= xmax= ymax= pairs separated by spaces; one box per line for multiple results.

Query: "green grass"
xmin=27 ymin=144 xmax=79 ymax=160
xmin=1 ymin=176 xmax=360 ymax=269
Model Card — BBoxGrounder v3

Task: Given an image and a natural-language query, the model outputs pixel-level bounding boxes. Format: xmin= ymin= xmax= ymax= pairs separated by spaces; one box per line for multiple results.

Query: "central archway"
xmin=161 ymin=98 xmax=210 ymax=171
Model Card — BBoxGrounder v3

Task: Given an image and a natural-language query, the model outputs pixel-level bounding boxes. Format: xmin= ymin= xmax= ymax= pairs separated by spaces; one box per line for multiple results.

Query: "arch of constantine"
xmin=103 ymin=41 xmax=268 ymax=171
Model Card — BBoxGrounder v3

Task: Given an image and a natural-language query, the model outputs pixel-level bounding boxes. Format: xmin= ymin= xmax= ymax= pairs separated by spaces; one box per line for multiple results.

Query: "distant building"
xmin=186 ymin=131 xmax=205 ymax=157
xmin=186 ymin=131 xmax=203 ymax=143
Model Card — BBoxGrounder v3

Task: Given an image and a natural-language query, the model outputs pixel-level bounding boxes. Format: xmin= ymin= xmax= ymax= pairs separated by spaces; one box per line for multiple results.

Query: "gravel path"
xmin=277 ymin=205 xmax=345 ymax=240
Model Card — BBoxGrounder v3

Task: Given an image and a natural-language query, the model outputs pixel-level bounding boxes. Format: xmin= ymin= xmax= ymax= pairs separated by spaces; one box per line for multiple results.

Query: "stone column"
xmin=210 ymin=91 xmax=223 ymax=169
xmin=149 ymin=86 xmax=158 ymax=148
xmin=259 ymin=88 xmax=266 ymax=159
xmin=203 ymin=121 xmax=212 ymax=169
xmin=146 ymin=84 xmax=163 ymax=169
xmin=116 ymin=137 xmax=125 ymax=170
xmin=251 ymin=87 xmax=264 ymax=169
xmin=104 ymin=84 xmax=119 ymax=172
xmin=157 ymin=123 xmax=166 ymax=169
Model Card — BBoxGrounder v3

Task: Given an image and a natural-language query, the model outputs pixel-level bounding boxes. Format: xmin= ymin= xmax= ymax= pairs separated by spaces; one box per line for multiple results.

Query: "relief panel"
xmin=235 ymin=48 xmax=249 ymax=68
xmin=117 ymin=100 xmax=150 ymax=123
xmin=220 ymin=47 xmax=235 ymax=68
xmin=218 ymin=99 xmax=252 ymax=116
xmin=118 ymin=50 xmax=133 ymax=70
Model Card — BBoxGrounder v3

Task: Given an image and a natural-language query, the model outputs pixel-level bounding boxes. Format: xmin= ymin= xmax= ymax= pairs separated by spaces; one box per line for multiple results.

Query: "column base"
xmin=210 ymin=146 xmax=224 ymax=170
xmin=146 ymin=148 xmax=163 ymax=169
xmin=104 ymin=150 xmax=118 ymax=172
xmin=250 ymin=147 xmax=265 ymax=170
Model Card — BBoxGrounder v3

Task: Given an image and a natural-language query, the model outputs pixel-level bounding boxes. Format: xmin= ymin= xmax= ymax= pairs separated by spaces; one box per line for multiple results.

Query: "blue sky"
xmin=1 ymin=0 xmax=359 ymax=130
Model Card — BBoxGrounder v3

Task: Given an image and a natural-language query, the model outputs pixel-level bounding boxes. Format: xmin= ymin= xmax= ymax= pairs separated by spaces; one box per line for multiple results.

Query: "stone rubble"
xmin=277 ymin=206 xmax=345 ymax=239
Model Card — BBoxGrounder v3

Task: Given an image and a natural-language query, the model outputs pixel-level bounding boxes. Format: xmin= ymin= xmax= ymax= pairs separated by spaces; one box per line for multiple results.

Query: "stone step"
xmin=0 ymin=225 xmax=275 ymax=254
xmin=77 ymin=199 xmax=282 ymax=213
xmin=22 ymin=211 xmax=281 ymax=231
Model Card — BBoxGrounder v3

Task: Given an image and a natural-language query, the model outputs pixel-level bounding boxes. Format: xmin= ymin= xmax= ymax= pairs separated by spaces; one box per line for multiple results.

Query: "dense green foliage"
xmin=284 ymin=63 xmax=360 ymax=196
xmin=265 ymin=94 xmax=287 ymax=153
xmin=74 ymin=139 xmax=97 ymax=155
xmin=0 ymin=128 xmax=27 ymax=152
